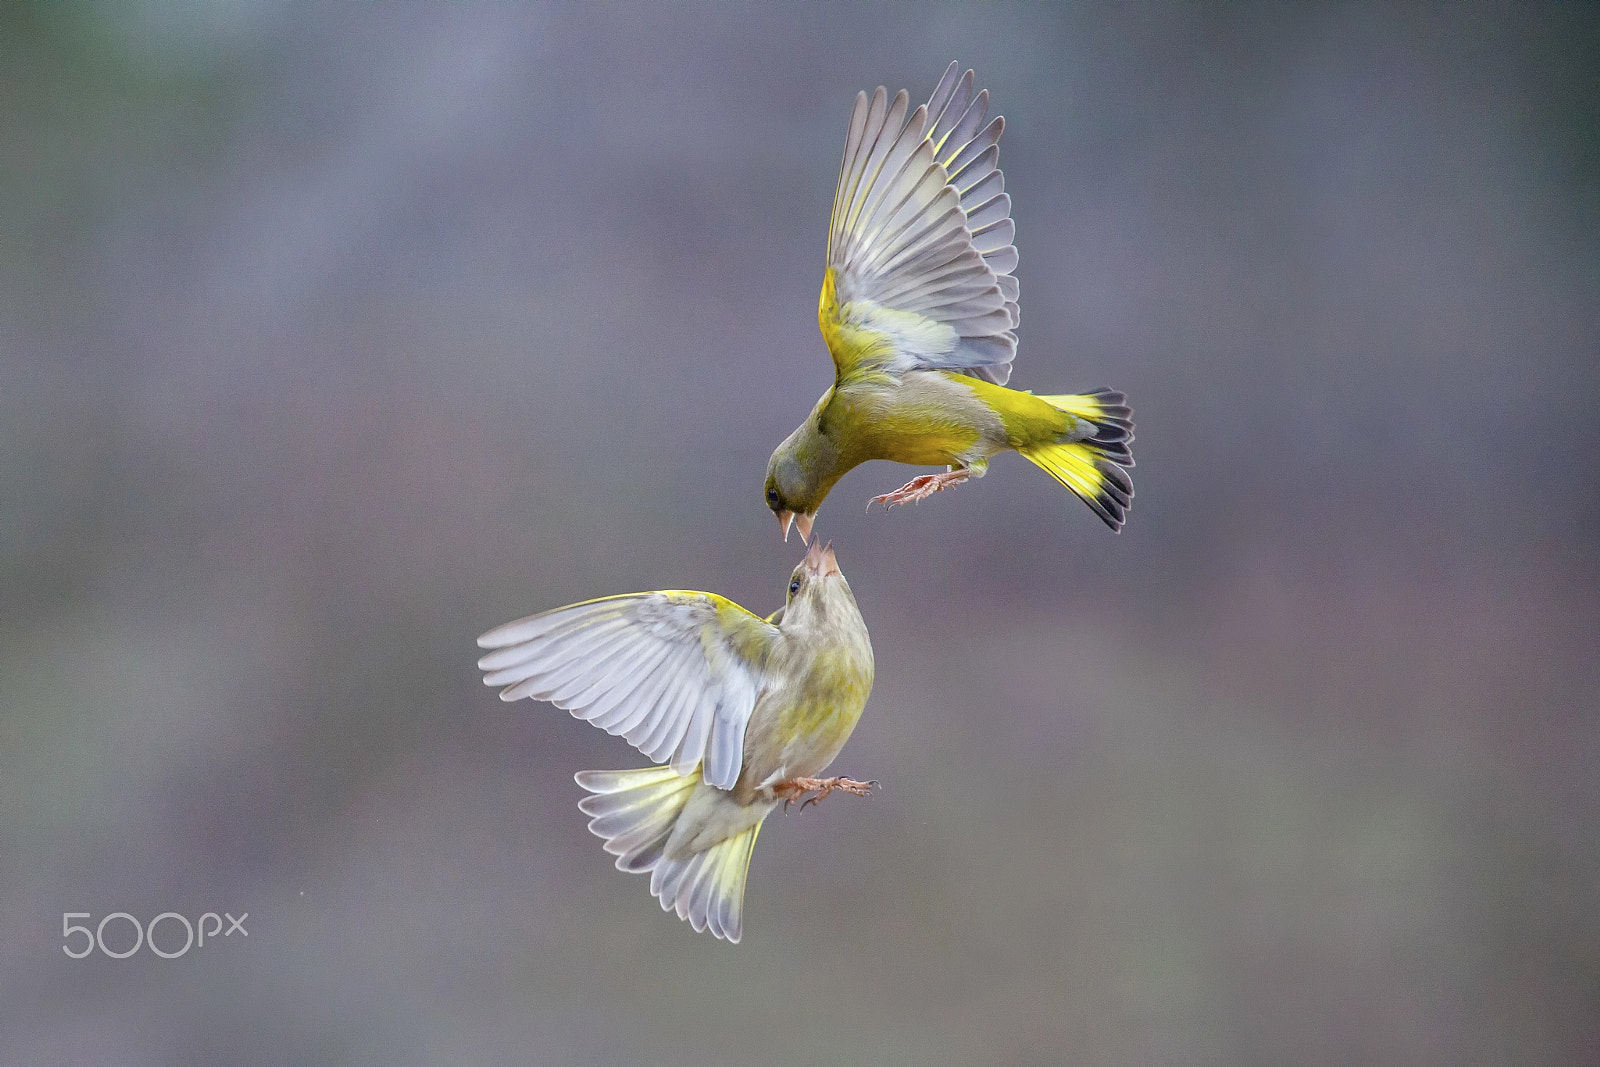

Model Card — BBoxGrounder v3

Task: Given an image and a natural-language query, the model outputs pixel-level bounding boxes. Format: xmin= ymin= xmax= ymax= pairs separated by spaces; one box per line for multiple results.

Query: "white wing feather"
xmin=477 ymin=593 xmax=773 ymax=790
xmin=826 ymin=62 xmax=1021 ymax=384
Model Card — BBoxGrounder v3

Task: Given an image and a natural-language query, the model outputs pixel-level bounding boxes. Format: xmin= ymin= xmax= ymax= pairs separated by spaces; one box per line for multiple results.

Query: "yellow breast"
xmin=826 ymin=371 xmax=998 ymax=467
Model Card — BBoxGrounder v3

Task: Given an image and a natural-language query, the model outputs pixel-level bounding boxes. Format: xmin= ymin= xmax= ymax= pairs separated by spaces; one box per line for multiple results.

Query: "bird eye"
xmin=789 ymin=578 xmax=801 ymax=595
xmin=766 ymin=487 xmax=780 ymax=507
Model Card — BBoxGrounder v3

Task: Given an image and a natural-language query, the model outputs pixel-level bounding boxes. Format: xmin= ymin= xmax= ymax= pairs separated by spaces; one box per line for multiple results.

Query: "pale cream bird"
xmin=475 ymin=540 xmax=875 ymax=943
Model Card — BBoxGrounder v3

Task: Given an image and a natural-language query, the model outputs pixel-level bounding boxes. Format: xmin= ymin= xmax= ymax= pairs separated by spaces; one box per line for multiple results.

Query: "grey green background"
xmin=3 ymin=3 xmax=1597 ymax=1064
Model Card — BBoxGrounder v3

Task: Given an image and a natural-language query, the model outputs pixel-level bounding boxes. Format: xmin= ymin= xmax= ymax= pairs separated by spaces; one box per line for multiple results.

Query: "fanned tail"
xmin=1022 ymin=388 xmax=1135 ymax=531
xmin=575 ymin=766 xmax=764 ymax=943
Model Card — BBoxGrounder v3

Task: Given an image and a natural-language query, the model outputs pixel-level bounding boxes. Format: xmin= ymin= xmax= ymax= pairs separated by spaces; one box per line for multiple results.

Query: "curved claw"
xmin=869 ymin=469 xmax=973 ymax=511
xmin=775 ymin=775 xmax=878 ymax=812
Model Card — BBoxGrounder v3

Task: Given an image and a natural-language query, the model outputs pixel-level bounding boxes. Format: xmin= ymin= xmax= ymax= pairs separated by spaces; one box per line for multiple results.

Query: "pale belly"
xmin=769 ymin=698 xmax=863 ymax=779
xmin=739 ymin=681 xmax=870 ymax=793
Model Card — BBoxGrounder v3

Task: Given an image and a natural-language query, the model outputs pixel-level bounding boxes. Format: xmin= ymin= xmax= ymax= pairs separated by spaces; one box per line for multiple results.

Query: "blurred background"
xmin=2 ymin=3 xmax=1596 ymax=1064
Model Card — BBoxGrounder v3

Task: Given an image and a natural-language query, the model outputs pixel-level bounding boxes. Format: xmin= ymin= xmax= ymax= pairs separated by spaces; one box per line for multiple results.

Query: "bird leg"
xmin=774 ymin=776 xmax=879 ymax=812
xmin=868 ymin=468 xmax=972 ymax=510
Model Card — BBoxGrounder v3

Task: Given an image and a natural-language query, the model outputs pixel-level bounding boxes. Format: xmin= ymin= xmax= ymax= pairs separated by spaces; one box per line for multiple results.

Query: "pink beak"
xmin=804 ymin=539 xmax=841 ymax=577
xmin=777 ymin=510 xmax=815 ymax=545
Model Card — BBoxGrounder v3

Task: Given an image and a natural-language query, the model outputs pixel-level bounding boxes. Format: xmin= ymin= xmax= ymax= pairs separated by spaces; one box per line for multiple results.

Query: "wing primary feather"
xmin=477 ymin=607 xmax=629 ymax=674
xmin=960 ymin=169 xmax=1005 ymax=208
xmin=882 ymin=277 xmax=1003 ymax=316
xmin=575 ymin=641 xmax=675 ymax=726
xmin=861 ymin=230 xmax=969 ymax=285
xmin=522 ymin=627 xmax=643 ymax=701
xmin=867 ymin=246 xmax=986 ymax=301
xmin=949 ymin=143 xmax=999 ymax=192
xmin=616 ymin=645 xmax=696 ymax=745
xmin=671 ymin=692 xmax=715 ymax=776
xmin=963 ymin=192 xmax=1011 ymax=231
xmin=841 ymin=90 xmax=912 ymax=248
xmin=642 ymin=691 xmax=695 ymax=765
xmin=936 ymin=90 xmax=991 ymax=168
xmin=488 ymin=616 xmax=636 ymax=689
xmin=981 ymin=246 xmax=1019 ymax=274
xmin=591 ymin=643 xmax=679 ymax=734
xmin=947 ymin=116 xmax=1004 ymax=188
xmin=704 ymin=693 xmax=752 ymax=790
xmin=953 ymin=334 xmax=1016 ymax=366
xmin=476 ymin=609 xmax=620 ymax=669
xmin=836 ymin=86 xmax=895 ymax=247
xmin=828 ymin=90 xmax=872 ymax=262
xmin=929 ymin=68 xmax=974 ymax=151
xmin=852 ymin=164 xmax=943 ymax=276
xmin=542 ymin=623 xmax=668 ymax=703
xmin=649 ymin=661 xmax=708 ymax=764
xmin=924 ymin=61 xmax=961 ymax=129
xmin=502 ymin=627 xmax=646 ymax=700
xmin=831 ymin=89 xmax=883 ymax=262
xmin=944 ymin=306 xmax=1015 ymax=335
xmin=969 ymin=218 xmax=1016 ymax=254
xmin=864 ymin=212 xmax=969 ymax=280
xmin=476 ymin=600 xmax=623 ymax=651
xmin=631 ymin=655 xmax=699 ymax=759
xmin=851 ymin=105 xmax=929 ymax=242
xmin=856 ymin=195 xmax=962 ymax=278
xmin=844 ymin=164 xmax=949 ymax=279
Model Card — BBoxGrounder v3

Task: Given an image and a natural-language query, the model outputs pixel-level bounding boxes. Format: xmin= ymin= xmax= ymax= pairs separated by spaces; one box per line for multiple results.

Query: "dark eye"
xmin=766 ymin=487 xmax=781 ymax=507
xmin=789 ymin=578 xmax=801 ymax=595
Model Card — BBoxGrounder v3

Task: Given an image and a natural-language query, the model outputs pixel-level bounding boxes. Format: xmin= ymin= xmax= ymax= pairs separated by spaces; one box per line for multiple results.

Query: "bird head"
xmin=781 ymin=539 xmax=855 ymax=630
xmin=764 ymin=418 xmax=839 ymax=543
xmin=764 ymin=455 xmax=817 ymax=544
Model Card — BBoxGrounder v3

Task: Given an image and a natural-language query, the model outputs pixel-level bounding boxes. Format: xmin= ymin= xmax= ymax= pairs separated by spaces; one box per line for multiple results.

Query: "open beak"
xmin=777 ymin=510 xmax=795 ymax=541
xmin=804 ymin=539 xmax=841 ymax=577
xmin=793 ymin=513 xmax=815 ymax=546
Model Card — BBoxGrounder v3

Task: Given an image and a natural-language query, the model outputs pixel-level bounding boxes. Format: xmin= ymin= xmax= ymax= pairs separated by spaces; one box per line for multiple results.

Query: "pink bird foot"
xmin=867 ymin=468 xmax=972 ymax=510
xmin=774 ymin=776 xmax=879 ymax=812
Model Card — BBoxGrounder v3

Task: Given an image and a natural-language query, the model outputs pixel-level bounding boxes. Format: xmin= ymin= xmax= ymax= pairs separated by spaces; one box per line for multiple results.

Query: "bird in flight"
xmin=765 ymin=62 xmax=1134 ymax=544
xmin=476 ymin=540 xmax=876 ymax=943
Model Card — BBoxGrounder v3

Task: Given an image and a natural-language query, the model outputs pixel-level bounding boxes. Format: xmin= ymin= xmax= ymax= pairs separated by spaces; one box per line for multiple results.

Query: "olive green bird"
xmin=475 ymin=540 xmax=875 ymax=943
xmin=765 ymin=62 xmax=1134 ymax=543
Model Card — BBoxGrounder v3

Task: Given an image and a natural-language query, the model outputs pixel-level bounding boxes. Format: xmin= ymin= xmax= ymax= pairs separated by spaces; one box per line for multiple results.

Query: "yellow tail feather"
xmin=664 ymin=821 xmax=761 ymax=942
xmin=576 ymin=766 xmax=766 ymax=943
xmin=1023 ymin=388 xmax=1135 ymax=531
xmin=1036 ymin=392 xmax=1113 ymax=422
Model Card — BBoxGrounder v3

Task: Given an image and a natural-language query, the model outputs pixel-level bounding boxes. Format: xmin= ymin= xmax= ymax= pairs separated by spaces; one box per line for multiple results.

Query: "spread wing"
xmin=477 ymin=592 xmax=776 ymax=790
xmin=821 ymin=62 xmax=1020 ymax=385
